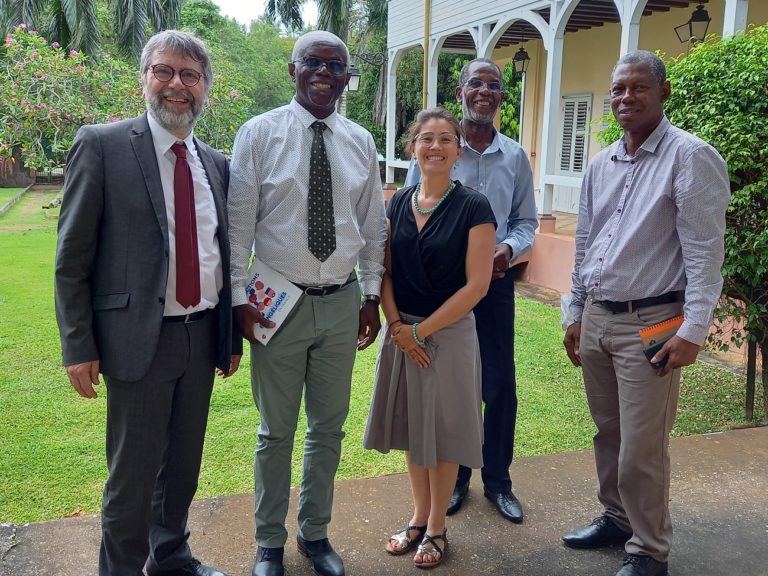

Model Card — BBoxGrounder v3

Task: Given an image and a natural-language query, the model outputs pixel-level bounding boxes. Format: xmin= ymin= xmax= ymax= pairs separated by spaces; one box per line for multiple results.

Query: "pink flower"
xmin=5 ymin=36 xmax=14 ymax=47
xmin=52 ymin=41 xmax=60 ymax=49
xmin=69 ymin=50 xmax=79 ymax=57
xmin=16 ymin=23 xmax=27 ymax=30
xmin=12 ymin=83 xmax=19 ymax=89
xmin=230 ymin=89 xmax=240 ymax=99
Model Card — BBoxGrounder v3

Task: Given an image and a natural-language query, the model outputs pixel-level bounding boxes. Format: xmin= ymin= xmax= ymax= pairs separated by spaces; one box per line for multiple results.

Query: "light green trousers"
xmin=250 ymin=280 xmax=360 ymax=547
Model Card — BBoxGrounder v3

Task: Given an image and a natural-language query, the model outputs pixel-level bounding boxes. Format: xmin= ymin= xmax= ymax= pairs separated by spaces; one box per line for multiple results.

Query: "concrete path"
xmin=3 ymin=427 xmax=766 ymax=576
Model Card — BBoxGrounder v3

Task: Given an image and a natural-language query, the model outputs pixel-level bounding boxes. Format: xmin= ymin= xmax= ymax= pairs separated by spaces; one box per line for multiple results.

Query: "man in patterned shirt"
xmin=227 ymin=31 xmax=386 ymax=576
xmin=562 ymin=51 xmax=730 ymax=576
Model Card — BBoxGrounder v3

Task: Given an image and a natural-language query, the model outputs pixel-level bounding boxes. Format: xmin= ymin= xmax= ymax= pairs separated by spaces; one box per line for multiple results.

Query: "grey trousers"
xmin=250 ymin=281 xmax=360 ymax=547
xmin=100 ymin=312 xmax=217 ymax=576
xmin=580 ymin=297 xmax=684 ymax=562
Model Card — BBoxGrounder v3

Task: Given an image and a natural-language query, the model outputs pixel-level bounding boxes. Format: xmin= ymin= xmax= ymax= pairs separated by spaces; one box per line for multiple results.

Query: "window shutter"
xmin=559 ymin=94 xmax=592 ymax=174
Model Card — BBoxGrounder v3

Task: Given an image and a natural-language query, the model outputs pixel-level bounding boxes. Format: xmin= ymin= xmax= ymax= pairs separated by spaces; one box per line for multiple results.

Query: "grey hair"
xmin=291 ymin=30 xmax=350 ymax=64
xmin=140 ymin=30 xmax=212 ymax=90
xmin=613 ymin=50 xmax=666 ymax=85
xmin=458 ymin=57 xmax=503 ymax=87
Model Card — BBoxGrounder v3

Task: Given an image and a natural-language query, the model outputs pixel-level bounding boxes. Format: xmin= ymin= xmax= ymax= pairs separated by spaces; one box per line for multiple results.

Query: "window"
xmin=558 ymin=94 xmax=592 ymax=174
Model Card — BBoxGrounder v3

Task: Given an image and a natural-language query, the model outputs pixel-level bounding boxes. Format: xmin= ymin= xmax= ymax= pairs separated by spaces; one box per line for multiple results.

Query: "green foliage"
xmin=597 ymin=26 xmax=768 ymax=351
xmin=0 ymin=25 xmax=255 ymax=167
xmin=0 ymin=25 xmax=143 ymax=170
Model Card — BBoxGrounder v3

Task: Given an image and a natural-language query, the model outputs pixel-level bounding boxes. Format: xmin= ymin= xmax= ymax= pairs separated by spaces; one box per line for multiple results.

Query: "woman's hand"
xmin=391 ymin=322 xmax=431 ymax=368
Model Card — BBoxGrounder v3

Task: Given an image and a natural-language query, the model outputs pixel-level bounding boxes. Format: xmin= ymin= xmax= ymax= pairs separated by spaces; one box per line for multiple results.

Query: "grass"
xmin=0 ymin=187 xmax=25 ymax=208
xmin=0 ymin=190 xmax=761 ymax=524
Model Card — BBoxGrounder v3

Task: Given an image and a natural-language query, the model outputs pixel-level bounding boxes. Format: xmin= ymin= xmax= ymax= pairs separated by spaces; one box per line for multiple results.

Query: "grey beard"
xmin=146 ymin=91 xmax=201 ymax=134
xmin=462 ymin=100 xmax=495 ymax=124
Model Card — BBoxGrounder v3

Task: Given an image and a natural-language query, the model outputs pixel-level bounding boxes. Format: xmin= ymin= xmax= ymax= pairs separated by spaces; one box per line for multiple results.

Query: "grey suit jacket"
xmin=55 ymin=113 xmax=242 ymax=382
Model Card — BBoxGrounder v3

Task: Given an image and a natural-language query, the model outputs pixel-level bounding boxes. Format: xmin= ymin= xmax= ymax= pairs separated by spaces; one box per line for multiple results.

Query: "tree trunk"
xmin=0 ymin=146 xmax=35 ymax=188
xmin=746 ymin=340 xmax=756 ymax=421
xmin=761 ymin=341 xmax=768 ymax=422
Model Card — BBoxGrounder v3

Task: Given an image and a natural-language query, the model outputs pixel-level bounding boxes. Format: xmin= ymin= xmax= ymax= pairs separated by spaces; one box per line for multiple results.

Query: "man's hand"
xmin=653 ymin=335 xmax=701 ymax=377
xmin=492 ymin=244 xmax=512 ymax=280
xmin=357 ymin=300 xmax=382 ymax=350
xmin=66 ymin=360 xmax=101 ymax=399
xmin=234 ymin=304 xmax=275 ymax=343
xmin=216 ymin=354 xmax=242 ymax=378
xmin=563 ymin=322 xmax=582 ymax=367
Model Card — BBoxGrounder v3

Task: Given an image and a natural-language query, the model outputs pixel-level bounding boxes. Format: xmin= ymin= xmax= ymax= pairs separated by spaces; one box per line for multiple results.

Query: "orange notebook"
xmin=639 ymin=315 xmax=684 ymax=370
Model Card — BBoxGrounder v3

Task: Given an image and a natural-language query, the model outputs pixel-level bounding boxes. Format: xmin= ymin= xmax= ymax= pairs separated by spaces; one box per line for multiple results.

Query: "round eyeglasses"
xmin=149 ymin=64 xmax=204 ymax=87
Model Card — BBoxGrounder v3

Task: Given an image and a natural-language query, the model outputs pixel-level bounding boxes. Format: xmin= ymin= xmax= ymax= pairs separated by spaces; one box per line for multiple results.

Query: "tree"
xmin=598 ymin=26 xmax=768 ymax=420
xmin=0 ymin=0 xmax=180 ymax=59
xmin=266 ymin=0 xmax=353 ymax=40
xmin=0 ymin=24 xmax=253 ymax=176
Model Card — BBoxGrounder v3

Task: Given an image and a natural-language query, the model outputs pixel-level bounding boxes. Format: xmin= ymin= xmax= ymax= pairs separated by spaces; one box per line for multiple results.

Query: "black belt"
xmin=163 ymin=308 xmax=213 ymax=323
xmin=291 ymin=275 xmax=356 ymax=297
xmin=594 ymin=291 xmax=684 ymax=314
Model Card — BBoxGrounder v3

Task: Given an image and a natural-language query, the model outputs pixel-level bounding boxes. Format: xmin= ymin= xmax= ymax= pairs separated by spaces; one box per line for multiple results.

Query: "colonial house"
xmin=384 ymin=0 xmax=767 ymax=293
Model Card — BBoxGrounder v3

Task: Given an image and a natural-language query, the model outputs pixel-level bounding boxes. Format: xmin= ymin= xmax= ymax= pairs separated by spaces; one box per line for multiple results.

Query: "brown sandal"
xmin=414 ymin=530 xmax=448 ymax=569
xmin=385 ymin=524 xmax=427 ymax=555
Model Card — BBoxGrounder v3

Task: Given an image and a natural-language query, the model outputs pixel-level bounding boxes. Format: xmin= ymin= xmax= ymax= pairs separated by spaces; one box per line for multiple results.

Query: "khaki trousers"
xmin=580 ymin=297 xmax=684 ymax=562
xmin=250 ymin=281 xmax=360 ymax=548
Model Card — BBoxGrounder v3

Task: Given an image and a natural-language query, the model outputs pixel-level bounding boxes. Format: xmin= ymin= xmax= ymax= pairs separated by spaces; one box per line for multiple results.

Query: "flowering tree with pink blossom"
xmin=0 ymin=25 xmax=253 ymax=176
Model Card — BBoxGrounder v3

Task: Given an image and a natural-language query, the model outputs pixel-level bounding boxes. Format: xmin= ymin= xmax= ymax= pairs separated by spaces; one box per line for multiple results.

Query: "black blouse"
xmin=387 ymin=181 xmax=496 ymax=317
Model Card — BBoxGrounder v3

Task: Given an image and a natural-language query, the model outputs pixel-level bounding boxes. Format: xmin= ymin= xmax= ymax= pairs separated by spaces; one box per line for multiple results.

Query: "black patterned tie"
xmin=308 ymin=121 xmax=336 ymax=262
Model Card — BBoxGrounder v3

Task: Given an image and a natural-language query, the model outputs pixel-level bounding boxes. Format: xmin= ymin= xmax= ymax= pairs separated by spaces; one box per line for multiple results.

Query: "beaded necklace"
xmin=412 ymin=181 xmax=456 ymax=216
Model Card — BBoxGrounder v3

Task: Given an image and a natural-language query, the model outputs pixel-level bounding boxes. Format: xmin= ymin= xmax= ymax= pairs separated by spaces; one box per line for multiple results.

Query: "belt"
xmin=291 ymin=275 xmax=356 ymax=297
xmin=163 ymin=308 xmax=213 ymax=323
xmin=594 ymin=291 xmax=684 ymax=314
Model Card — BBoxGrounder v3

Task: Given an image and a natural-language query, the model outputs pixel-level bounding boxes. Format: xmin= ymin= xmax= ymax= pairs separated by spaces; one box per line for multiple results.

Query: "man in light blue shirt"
xmin=405 ymin=57 xmax=538 ymax=522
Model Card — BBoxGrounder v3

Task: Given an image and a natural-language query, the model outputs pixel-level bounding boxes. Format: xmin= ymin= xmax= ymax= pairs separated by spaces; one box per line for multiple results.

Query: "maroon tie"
xmin=170 ymin=142 xmax=200 ymax=308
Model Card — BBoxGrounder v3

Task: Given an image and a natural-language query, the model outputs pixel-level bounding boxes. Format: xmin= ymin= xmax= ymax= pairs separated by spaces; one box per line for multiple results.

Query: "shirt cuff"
xmin=676 ymin=321 xmax=709 ymax=347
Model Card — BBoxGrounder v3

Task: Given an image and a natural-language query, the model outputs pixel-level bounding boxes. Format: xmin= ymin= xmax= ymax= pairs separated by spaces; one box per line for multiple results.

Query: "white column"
xmin=537 ymin=33 xmax=564 ymax=217
xmin=427 ymin=38 xmax=440 ymax=108
xmin=385 ymin=49 xmax=401 ymax=184
xmin=723 ymin=0 xmax=749 ymax=37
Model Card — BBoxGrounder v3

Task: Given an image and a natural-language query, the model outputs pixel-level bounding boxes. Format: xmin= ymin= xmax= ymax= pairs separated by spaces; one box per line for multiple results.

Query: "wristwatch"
xmin=365 ymin=294 xmax=381 ymax=304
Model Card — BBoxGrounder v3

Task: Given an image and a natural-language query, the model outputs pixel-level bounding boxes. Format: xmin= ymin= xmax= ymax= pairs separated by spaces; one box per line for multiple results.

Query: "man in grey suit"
xmin=55 ymin=30 xmax=241 ymax=576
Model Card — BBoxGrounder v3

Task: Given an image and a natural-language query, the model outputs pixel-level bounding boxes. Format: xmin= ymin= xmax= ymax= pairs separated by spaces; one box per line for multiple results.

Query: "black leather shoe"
xmin=163 ymin=558 xmax=227 ymax=576
xmin=615 ymin=553 xmax=669 ymax=576
xmin=252 ymin=546 xmax=284 ymax=576
xmin=483 ymin=488 xmax=524 ymax=523
xmin=297 ymin=536 xmax=345 ymax=576
xmin=562 ymin=516 xmax=632 ymax=549
xmin=446 ymin=482 xmax=469 ymax=516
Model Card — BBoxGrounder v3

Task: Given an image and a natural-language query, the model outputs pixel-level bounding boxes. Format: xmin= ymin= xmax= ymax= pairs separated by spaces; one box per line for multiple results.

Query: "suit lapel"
xmin=130 ymin=113 xmax=169 ymax=241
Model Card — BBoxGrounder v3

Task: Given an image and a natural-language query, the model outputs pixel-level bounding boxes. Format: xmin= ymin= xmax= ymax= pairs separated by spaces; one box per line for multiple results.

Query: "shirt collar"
xmin=616 ymin=115 xmax=671 ymax=158
xmin=289 ymin=97 xmax=339 ymax=133
xmin=146 ymin=111 xmax=195 ymax=154
xmin=460 ymin=126 xmax=501 ymax=155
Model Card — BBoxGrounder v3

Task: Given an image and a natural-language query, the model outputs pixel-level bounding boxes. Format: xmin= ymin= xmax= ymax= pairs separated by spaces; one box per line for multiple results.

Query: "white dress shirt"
xmin=228 ymin=98 xmax=387 ymax=307
xmin=147 ymin=113 xmax=222 ymax=315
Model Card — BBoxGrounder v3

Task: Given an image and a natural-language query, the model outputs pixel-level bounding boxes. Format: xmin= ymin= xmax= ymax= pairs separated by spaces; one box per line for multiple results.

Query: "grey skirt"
xmin=363 ymin=312 xmax=484 ymax=469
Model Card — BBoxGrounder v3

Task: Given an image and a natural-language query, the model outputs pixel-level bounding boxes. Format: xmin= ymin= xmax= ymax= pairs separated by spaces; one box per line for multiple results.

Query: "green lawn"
xmin=0 ymin=191 xmax=759 ymax=524
xmin=0 ymin=187 xmax=25 ymax=208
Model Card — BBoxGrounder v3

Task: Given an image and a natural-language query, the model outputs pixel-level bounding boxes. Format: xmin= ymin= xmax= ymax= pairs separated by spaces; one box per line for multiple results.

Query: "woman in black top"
xmin=364 ymin=108 xmax=496 ymax=568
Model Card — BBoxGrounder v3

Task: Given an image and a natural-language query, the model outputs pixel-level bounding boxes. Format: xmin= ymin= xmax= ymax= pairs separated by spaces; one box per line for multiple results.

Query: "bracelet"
xmin=389 ymin=319 xmax=403 ymax=328
xmin=412 ymin=322 xmax=425 ymax=346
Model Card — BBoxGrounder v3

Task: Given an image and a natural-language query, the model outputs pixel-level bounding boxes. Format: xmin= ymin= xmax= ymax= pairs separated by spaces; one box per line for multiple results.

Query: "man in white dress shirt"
xmin=227 ymin=31 xmax=386 ymax=576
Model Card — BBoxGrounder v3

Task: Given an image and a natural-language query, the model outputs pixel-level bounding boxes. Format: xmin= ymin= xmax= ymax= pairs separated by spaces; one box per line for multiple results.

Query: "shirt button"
xmin=599 ymin=257 xmax=603 ymax=262
xmin=617 ymin=208 xmax=622 ymax=213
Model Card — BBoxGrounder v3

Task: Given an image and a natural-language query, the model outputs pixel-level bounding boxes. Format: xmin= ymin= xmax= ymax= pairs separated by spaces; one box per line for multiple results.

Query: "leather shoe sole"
xmin=562 ymin=516 xmax=632 ymax=549
xmin=446 ymin=482 xmax=469 ymax=516
xmin=483 ymin=488 xmax=524 ymax=523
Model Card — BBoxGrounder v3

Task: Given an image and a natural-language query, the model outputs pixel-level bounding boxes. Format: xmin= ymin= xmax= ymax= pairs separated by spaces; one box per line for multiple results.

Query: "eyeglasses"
xmin=464 ymin=78 xmax=504 ymax=92
xmin=149 ymin=64 xmax=203 ymax=87
xmin=293 ymin=57 xmax=348 ymax=76
xmin=414 ymin=133 xmax=460 ymax=146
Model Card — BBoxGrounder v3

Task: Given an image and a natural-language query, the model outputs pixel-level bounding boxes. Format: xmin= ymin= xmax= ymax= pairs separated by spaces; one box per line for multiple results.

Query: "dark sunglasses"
xmin=149 ymin=64 xmax=203 ymax=87
xmin=464 ymin=78 xmax=504 ymax=92
xmin=293 ymin=57 xmax=348 ymax=76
